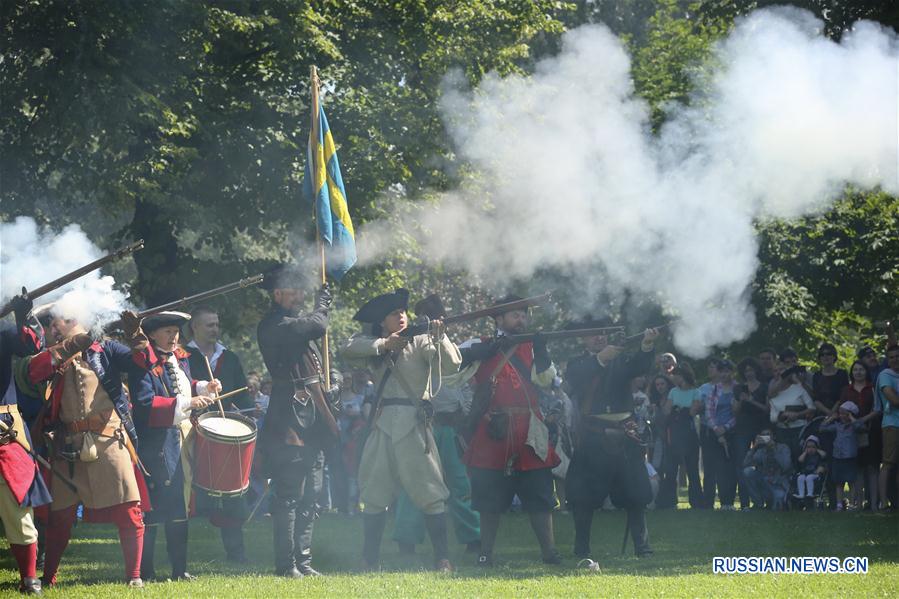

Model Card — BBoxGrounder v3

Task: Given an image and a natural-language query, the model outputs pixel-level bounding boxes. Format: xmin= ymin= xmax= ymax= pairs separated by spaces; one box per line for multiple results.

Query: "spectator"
xmin=819 ymin=401 xmax=871 ymax=510
xmin=741 ymin=428 xmax=792 ymax=510
xmin=757 ymin=348 xmax=778 ymax=384
xmin=875 ymin=344 xmax=899 ymax=511
xmin=701 ymin=359 xmax=738 ymax=510
xmin=658 ymin=364 xmax=703 ymax=509
xmin=733 ymin=358 xmax=770 ymax=509
xmin=768 ymin=358 xmax=816 ymax=460
xmin=811 ymin=343 xmax=849 ymax=416
xmin=631 ymin=375 xmax=651 ymax=440
xmin=648 ymin=375 xmax=673 ymax=471
xmin=841 ymin=360 xmax=879 ymax=510
xmin=858 ymin=345 xmax=885 ymax=383
xmin=794 ymin=435 xmax=826 ymax=501
xmin=337 ymin=370 xmax=372 ymax=515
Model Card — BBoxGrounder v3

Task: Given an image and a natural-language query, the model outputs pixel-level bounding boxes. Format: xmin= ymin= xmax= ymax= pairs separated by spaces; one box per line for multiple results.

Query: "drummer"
xmin=186 ymin=305 xmax=253 ymax=563
xmin=129 ymin=311 xmax=220 ymax=581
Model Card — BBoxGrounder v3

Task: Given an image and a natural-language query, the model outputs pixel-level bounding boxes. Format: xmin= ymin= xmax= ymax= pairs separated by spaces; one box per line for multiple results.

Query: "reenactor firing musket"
xmin=399 ymin=292 xmax=553 ymax=337
xmin=105 ymin=274 xmax=264 ymax=330
xmin=0 ymin=239 xmax=145 ymax=318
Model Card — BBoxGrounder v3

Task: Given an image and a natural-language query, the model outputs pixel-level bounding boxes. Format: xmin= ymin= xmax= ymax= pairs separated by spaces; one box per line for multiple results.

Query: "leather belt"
xmin=66 ymin=410 xmax=116 ymax=436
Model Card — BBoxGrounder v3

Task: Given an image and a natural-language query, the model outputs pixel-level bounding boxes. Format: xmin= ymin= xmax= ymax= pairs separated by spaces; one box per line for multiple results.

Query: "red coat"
xmin=463 ymin=340 xmax=559 ymax=471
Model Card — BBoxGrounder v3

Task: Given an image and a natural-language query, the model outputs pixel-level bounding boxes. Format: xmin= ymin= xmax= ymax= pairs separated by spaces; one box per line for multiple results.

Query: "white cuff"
xmin=196 ymin=380 xmax=210 ymax=397
xmin=174 ymin=394 xmax=192 ymax=424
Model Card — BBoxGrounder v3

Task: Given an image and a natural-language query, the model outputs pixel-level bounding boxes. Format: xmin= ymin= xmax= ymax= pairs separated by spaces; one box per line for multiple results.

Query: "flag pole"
xmin=310 ymin=65 xmax=331 ymax=391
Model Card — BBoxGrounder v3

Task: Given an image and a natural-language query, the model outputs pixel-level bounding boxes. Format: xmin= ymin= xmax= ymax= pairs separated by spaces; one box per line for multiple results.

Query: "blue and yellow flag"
xmin=303 ymin=105 xmax=356 ymax=280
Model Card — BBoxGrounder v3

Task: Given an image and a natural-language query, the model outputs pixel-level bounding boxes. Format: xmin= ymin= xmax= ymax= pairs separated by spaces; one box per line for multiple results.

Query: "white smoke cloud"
xmin=356 ymin=8 xmax=898 ymax=357
xmin=1 ymin=216 xmax=130 ymax=330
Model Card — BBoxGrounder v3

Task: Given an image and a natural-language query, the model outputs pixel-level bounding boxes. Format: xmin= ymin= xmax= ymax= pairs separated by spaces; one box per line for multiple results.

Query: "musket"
xmin=105 ymin=274 xmax=264 ymax=330
xmin=443 ymin=292 xmax=552 ymax=325
xmin=401 ymin=292 xmax=552 ymax=337
xmin=612 ymin=320 xmax=681 ymax=344
xmin=503 ymin=326 xmax=626 ymax=345
xmin=137 ymin=274 xmax=264 ymax=318
xmin=0 ymin=239 xmax=145 ymax=318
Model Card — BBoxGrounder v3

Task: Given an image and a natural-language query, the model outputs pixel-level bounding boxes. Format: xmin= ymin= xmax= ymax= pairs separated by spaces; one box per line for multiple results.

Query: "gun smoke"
xmin=356 ymin=8 xmax=897 ymax=357
xmin=0 ymin=216 xmax=130 ymax=330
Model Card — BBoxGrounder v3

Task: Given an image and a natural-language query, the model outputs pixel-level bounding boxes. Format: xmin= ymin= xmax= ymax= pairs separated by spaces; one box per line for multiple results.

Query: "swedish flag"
xmin=304 ymin=105 xmax=356 ymax=280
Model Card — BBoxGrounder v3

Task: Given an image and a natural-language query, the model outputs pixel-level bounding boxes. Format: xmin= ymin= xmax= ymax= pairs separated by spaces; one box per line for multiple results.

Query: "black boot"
xmin=221 ymin=526 xmax=248 ymax=563
xmin=18 ymin=577 xmax=42 ymax=595
xmin=165 ymin=520 xmax=192 ymax=579
xmin=572 ymin=509 xmax=594 ymax=558
xmin=272 ymin=496 xmax=299 ymax=575
xmin=424 ymin=513 xmax=452 ymax=571
xmin=627 ymin=507 xmax=652 ymax=557
xmin=35 ymin=519 xmax=46 ymax=571
xmin=362 ymin=512 xmax=387 ymax=569
xmin=140 ymin=525 xmax=157 ymax=580
xmin=295 ymin=504 xmax=319 ymax=576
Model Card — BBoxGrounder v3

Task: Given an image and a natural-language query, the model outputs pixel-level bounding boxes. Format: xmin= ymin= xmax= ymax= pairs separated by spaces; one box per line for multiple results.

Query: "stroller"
xmin=788 ymin=420 xmax=830 ymax=511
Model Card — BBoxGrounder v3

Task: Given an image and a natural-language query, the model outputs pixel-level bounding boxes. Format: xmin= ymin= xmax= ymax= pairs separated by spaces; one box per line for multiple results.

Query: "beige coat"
xmin=342 ymin=331 xmax=461 ymax=513
xmin=50 ymin=358 xmax=139 ymax=510
xmin=342 ymin=332 xmax=461 ymax=440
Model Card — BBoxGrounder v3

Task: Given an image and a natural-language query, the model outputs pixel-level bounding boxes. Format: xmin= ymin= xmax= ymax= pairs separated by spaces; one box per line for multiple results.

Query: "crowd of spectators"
xmin=243 ymin=338 xmax=899 ymax=517
xmin=630 ymin=342 xmax=899 ymax=512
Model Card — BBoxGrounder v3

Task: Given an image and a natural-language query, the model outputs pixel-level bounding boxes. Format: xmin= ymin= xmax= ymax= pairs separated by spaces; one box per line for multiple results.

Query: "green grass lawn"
xmin=2 ymin=507 xmax=897 ymax=597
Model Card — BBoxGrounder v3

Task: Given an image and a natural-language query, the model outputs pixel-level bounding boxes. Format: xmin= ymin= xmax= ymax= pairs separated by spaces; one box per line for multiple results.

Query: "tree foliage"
xmin=2 ymin=0 xmax=895 ymax=371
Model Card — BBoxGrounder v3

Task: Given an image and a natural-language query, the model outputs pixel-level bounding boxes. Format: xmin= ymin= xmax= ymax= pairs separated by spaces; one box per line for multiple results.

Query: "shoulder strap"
xmin=490 ymin=348 xmax=516 ymax=381
xmin=368 ymin=361 xmax=394 ymax=424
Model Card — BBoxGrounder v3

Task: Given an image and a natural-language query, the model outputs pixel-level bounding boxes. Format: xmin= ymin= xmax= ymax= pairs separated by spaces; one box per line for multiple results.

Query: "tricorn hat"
xmin=414 ymin=294 xmax=447 ymax=320
xmin=142 ymin=311 xmax=191 ymax=333
xmin=353 ymin=289 xmax=410 ymax=324
xmin=489 ymin=294 xmax=527 ymax=317
xmin=564 ymin=313 xmax=616 ymax=330
xmin=260 ymin=264 xmax=309 ymax=291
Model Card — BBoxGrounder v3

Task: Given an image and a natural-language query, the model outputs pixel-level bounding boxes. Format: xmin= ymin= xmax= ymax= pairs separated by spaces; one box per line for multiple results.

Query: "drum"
xmin=193 ymin=412 xmax=257 ymax=496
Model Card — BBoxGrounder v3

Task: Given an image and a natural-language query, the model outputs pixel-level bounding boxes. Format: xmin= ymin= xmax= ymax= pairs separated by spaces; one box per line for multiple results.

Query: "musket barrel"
xmin=504 ymin=326 xmax=625 ymax=345
xmin=136 ymin=274 xmax=264 ymax=318
xmin=442 ymin=292 xmax=552 ymax=325
xmin=1 ymin=239 xmax=145 ymax=318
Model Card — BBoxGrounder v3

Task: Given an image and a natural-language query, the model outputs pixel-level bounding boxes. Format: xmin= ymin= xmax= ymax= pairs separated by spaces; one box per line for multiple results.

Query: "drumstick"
xmin=183 ymin=387 xmax=249 ymax=413
xmin=203 ymin=355 xmax=226 ymax=418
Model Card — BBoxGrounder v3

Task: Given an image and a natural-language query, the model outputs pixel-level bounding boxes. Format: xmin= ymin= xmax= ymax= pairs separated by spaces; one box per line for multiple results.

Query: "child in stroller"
xmin=793 ymin=435 xmax=827 ymax=507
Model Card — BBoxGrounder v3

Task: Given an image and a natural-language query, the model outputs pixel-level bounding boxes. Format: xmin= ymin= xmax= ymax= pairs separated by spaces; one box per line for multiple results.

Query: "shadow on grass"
xmin=2 ymin=507 xmax=896 ymax=587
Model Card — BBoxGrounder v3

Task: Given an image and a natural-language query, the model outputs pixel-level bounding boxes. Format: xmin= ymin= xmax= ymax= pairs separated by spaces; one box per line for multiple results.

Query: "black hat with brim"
xmin=142 ymin=311 xmax=191 ymax=333
xmin=260 ymin=264 xmax=309 ymax=291
xmin=564 ymin=313 xmax=616 ymax=330
xmin=414 ymin=294 xmax=446 ymax=320
xmin=353 ymin=289 xmax=410 ymax=324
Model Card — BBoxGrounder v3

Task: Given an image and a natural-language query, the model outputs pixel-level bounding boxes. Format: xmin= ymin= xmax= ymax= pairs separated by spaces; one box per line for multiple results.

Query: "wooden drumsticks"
xmin=182 ymin=387 xmax=249 ymax=413
xmin=203 ymin=355 xmax=227 ymax=418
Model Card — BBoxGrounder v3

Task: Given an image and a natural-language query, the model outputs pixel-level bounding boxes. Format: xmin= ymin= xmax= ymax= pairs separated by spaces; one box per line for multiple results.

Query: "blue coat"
xmin=129 ymin=348 xmax=196 ymax=522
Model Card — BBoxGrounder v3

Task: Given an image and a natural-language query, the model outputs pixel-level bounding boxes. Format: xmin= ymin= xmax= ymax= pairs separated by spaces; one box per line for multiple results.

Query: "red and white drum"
xmin=193 ymin=412 xmax=257 ymax=496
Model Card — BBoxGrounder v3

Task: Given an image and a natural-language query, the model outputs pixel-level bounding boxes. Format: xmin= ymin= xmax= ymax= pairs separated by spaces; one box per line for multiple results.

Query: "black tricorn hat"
xmin=414 ymin=294 xmax=446 ymax=320
xmin=565 ymin=313 xmax=616 ymax=330
xmin=353 ymin=289 xmax=410 ymax=324
xmin=142 ymin=311 xmax=191 ymax=333
xmin=490 ymin=294 xmax=526 ymax=316
xmin=260 ymin=264 xmax=309 ymax=291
